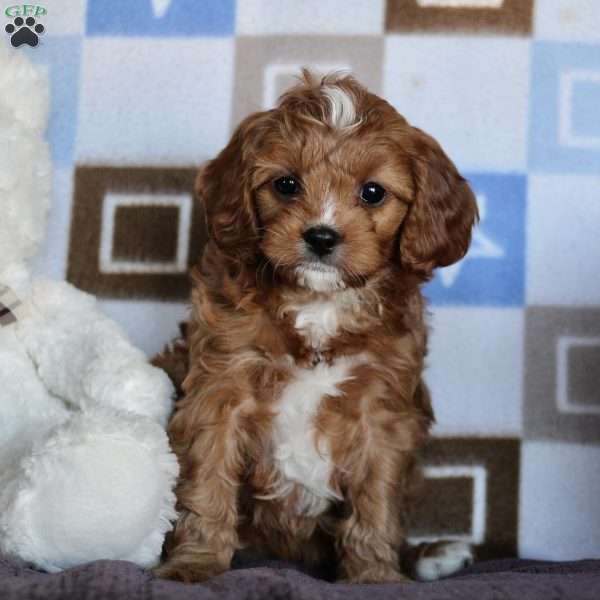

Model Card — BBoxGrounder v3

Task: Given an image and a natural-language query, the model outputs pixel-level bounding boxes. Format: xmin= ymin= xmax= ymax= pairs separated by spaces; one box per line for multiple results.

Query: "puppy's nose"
xmin=303 ymin=226 xmax=341 ymax=257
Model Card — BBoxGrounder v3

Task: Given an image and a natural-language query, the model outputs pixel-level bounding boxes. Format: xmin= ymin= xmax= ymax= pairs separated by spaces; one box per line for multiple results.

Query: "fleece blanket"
xmin=2 ymin=0 xmax=599 ymax=564
xmin=2 ymin=554 xmax=600 ymax=600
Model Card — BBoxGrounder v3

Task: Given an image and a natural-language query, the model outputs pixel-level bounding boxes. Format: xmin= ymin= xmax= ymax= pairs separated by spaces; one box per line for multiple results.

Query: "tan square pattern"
xmin=408 ymin=437 xmax=520 ymax=559
xmin=524 ymin=307 xmax=600 ymax=443
xmin=67 ymin=166 xmax=206 ymax=301
xmin=232 ymin=36 xmax=384 ymax=125
xmin=385 ymin=0 xmax=534 ymax=35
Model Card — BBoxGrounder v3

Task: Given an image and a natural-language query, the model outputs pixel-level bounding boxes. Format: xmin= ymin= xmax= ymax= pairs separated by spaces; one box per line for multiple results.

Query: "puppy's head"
xmin=199 ymin=71 xmax=478 ymax=291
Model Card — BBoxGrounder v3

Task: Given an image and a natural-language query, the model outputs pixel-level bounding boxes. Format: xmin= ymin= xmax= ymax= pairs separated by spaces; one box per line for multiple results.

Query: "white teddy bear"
xmin=0 ymin=46 xmax=179 ymax=572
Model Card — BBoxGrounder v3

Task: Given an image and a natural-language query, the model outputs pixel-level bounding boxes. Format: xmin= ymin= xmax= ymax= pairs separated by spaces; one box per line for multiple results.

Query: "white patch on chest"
xmin=291 ymin=289 xmax=361 ymax=350
xmin=270 ymin=356 xmax=359 ymax=516
xmin=294 ymin=299 xmax=340 ymax=350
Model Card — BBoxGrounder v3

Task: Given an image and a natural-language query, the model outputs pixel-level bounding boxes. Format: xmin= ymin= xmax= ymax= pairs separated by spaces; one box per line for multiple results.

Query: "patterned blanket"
xmin=6 ymin=0 xmax=599 ymax=563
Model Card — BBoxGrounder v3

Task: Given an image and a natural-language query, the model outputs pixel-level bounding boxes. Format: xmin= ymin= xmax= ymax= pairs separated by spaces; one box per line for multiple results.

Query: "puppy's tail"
xmin=401 ymin=540 xmax=474 ymax=582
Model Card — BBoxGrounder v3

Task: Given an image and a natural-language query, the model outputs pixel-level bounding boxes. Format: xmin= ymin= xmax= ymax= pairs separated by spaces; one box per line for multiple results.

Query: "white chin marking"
xmin=296 ymin=265 xmax=345 ymax=292
xmin=415 ymin=541 xmax=474 ymax=582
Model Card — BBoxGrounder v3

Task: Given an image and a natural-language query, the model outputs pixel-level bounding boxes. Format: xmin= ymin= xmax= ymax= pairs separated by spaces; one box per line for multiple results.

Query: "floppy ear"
xmin=196 ymin=112 xmax=268 ymax=264
xmin=399 ymin=127 xmax=479 ymax=277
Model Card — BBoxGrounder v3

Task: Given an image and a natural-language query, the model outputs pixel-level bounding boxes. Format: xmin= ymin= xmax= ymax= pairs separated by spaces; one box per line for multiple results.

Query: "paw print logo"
xmin=5 ymin=16 xmax=44 ymax=47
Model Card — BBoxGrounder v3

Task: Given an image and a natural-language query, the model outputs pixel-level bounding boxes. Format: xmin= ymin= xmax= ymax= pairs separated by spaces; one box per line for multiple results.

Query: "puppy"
xmin=155 ymin=71 xmax=478 ymax=584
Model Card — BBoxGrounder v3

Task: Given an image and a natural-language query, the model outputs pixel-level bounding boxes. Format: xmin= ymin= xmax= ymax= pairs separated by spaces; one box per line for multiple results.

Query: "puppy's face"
xmin=254 ymin=124 xmax=414 ymax=291
xmin=199 ymin=73 xmax=478 ymax=291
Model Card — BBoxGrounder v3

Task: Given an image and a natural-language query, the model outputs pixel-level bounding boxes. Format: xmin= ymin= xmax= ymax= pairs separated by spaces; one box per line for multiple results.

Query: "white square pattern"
xmin=417 ymin=0 xmax=503 ymax=7
xmin=426 ymin=307 xmax=524 ymax=436
xmin=527 ymin=175 xmax=600 ymax=306
xmin=236 ymin=0 xmax=385 ymax=35
xmin=519 ymin=442 xmax=600 ymax=560
xmin=76 ymin=38 xmax=235 ymax=165
xmin=383 ymin=36 xmax=530 ymax=171
xmin=42 ymin=0 xmax=87 ymax=35
xmin=534 ymin=0 xmax=600 ymax=42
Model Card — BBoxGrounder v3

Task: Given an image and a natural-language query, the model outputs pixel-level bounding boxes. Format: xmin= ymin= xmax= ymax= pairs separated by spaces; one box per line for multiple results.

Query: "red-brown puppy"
xmin=156 ymin=71 xmax=478 ymax=584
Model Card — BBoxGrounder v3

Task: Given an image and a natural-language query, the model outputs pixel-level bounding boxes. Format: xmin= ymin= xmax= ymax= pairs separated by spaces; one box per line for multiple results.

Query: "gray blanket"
xmin=2 ymin=555 xmax=599 ymax=600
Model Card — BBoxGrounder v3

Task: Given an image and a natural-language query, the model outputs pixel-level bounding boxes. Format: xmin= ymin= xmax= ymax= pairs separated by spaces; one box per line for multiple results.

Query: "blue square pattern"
xmin=571 ymin=80 xmax=600 ymax=139
xmin=425 ymin=173 xmax=526 ymax=307
xmin=86 ymin=0 xmax=235 ymax=36
xmin=22 ymin=36 xmax=81 ymax=168
xmin=529 ymin=42 xmax=600 ymax=174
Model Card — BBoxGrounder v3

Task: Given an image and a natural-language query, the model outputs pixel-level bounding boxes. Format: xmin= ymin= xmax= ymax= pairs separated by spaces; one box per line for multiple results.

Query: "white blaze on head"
xmin=321 ymin=85 xmax=359 ymax=130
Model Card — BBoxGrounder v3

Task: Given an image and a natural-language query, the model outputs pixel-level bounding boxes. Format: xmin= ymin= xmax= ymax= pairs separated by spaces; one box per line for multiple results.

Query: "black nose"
xmin=303 ymin=226 xmax=341 ymax=257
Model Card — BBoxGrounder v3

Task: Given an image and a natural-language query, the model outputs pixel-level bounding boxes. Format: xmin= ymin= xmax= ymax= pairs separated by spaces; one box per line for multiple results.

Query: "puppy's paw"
xmin=414 ymin=540 xmax=474 ymax=582
xmin=153 ymin=558 xmax=227 ymax=583
xmin=340 ymin=564 xmax=410 ymax=584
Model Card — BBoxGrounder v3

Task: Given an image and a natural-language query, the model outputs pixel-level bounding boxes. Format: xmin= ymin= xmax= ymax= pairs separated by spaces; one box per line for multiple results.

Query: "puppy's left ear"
xmin=399 ymin=127 xmax=479 ymax=277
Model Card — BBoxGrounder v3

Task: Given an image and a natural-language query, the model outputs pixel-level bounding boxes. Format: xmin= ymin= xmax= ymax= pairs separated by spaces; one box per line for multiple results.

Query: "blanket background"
xmin=2 ymin=555 xmax=600 ymax=600
xmin=5 ymin=0 xmax=599 ymax=562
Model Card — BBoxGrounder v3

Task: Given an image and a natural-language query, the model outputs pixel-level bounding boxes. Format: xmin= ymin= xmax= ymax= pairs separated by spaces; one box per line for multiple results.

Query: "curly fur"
xmin=155 ymin=71 xmax=478 ymax=584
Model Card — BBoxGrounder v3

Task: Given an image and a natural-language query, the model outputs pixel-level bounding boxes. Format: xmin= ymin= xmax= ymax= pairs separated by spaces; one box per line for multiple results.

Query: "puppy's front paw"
xmin=341 ymin=563 xmax=410 ymax=584
xmin=153 ymin=558 xmax=227 ymax=583
xmin=414 ymin=540 xmax=474 ymax=582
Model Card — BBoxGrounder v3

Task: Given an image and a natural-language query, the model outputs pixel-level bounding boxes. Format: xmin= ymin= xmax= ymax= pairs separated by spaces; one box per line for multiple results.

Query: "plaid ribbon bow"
xmin=0 ymin=284 xmax=28 ymax=327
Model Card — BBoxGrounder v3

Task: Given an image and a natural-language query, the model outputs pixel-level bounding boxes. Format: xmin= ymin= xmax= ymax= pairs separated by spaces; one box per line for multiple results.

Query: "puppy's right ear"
xmin=197 ymin=112 xmax=269 ymax=264
xmin=399 ymin=127 xmax=478 ymax=278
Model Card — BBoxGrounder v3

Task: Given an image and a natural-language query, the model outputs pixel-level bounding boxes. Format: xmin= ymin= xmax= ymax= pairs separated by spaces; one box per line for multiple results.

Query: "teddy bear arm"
xmin=20 ymin=279 xmax=175 ymax=426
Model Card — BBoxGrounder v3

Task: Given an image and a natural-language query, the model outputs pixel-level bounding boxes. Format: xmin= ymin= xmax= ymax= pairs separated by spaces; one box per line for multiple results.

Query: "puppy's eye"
xmin=274 ymin=176 xmax=300 ymax=197
xmin=360 ymin=182 xmax=386 ymax=206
